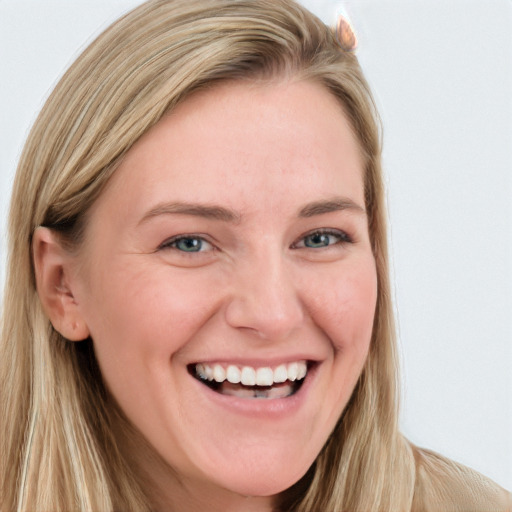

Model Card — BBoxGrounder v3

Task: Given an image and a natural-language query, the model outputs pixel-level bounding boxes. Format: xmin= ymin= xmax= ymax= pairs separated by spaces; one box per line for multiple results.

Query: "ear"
xmin=32 ymin=226 xmax=90 ymax=341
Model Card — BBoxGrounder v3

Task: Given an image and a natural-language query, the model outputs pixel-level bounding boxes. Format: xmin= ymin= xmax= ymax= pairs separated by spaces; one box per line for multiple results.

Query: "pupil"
xmin=177 ymin=238 xmax=201 ymax=252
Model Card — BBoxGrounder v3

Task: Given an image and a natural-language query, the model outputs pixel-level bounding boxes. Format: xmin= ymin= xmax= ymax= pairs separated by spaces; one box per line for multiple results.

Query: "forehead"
xmin=89 ymin=79 xmax=365 ymax=223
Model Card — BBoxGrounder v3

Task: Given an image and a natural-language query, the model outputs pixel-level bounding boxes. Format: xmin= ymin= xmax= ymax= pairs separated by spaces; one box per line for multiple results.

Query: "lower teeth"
xmin=202 ymin=381 xmax=303 ymax=400
xmin=216 ymin=381 xmax=298 ymax=399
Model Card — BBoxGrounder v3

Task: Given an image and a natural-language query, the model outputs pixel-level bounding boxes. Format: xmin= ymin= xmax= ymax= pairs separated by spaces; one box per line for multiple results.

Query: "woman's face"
xmin=70 ymin=80 xmax=377 ymax=503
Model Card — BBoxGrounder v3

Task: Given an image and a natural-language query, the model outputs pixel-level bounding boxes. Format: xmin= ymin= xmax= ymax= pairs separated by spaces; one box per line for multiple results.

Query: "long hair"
xmin=0 ymin=0 xmax=415 ymax=510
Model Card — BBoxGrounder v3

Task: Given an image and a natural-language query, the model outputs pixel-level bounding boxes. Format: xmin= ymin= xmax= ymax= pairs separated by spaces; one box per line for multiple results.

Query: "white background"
xmin=1 ymin=0 xmax=511 ymax=491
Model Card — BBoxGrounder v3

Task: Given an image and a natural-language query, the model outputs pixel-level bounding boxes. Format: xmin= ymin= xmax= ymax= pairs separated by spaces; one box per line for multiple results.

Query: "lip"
xmin=188 ymin=360 xmax=319 ymax=418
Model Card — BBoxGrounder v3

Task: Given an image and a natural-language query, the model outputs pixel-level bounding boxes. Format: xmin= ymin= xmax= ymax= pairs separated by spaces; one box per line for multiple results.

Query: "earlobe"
xmin=32 ymin=227 xmax=90 ymax=341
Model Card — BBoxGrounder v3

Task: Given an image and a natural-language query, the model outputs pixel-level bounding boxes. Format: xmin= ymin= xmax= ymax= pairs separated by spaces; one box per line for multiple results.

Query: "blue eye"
xmin=296 ymin=230 xmax=351 ymax=249
xmin=160 ymin=236 xmax=213 ymax=253
xmin=174 ymin=237 xmax=203 ymax=252
xmin=304 ymin=233 xmax=334 ymax=248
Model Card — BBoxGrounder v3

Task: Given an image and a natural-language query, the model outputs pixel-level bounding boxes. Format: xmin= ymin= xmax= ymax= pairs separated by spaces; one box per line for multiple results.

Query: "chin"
xmin=202 ymin=456 xmax=313 ymax=499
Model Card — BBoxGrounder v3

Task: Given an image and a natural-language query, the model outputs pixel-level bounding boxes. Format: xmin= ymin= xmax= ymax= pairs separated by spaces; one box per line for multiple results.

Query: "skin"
xmin=34 ymin=79 xmax=378 ymax=511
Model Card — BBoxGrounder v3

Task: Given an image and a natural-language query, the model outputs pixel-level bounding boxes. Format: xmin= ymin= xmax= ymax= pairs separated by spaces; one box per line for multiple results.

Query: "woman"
xmin=0 ymin=0 xmax=510 ymax=510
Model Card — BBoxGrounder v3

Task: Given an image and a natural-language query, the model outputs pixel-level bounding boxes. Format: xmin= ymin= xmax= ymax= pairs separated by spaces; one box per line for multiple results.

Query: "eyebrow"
xmin=298 ymin=197 xmax=366 ymax=217
xmin=139 ymin=202 xmax=242 ymax=225
xmin=138 ymin=196 xmax=365 ymax=225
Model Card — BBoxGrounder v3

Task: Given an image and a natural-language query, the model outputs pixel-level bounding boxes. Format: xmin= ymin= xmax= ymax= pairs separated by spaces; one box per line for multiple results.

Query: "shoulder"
xmin=410 ymin=444 xmax=512 ymax=512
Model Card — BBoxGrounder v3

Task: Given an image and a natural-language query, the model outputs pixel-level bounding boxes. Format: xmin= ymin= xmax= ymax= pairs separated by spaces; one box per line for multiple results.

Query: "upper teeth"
xmin=195 ymin=361 xmax=308 ymax=386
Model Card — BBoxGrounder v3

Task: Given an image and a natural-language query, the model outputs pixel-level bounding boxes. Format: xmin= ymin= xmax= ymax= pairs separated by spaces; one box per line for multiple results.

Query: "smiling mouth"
xmin=189 ymin=361 xmax=309 ymax=399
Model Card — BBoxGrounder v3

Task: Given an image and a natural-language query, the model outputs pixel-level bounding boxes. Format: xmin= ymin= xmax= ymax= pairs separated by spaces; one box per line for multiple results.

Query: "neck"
xmin=150 ymin=477 xmax=276 ymax=512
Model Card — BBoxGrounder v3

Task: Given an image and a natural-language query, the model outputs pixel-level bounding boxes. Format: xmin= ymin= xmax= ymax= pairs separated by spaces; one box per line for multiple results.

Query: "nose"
xmin=224 ymin=253 xmax=304 ymax=341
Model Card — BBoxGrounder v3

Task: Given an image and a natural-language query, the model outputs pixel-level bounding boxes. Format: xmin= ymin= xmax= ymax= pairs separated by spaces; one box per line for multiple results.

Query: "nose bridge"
xmin=224 ymin=245 xmax=304 ymax=340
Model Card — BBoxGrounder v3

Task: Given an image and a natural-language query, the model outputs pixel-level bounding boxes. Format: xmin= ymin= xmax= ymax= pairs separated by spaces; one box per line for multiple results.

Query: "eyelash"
xmin=158 ymin=234 xmax=215 ymax=253
xmin=158 ymin=229 xmax=353 ymax=254
xmin=292 ymin=228 xmax=353 ymax=249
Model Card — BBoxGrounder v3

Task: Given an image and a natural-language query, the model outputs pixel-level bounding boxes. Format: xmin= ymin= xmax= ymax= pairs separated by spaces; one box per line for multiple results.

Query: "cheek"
xmin=80 ymin=263 xmax=226 ymax=424
xmin=304 ymin=257 xmax=378 ymax=353
xmin=296 ymin=257 xmax=377 ymax=431
xmin=82 ymin=262 xmax=224 ymax=358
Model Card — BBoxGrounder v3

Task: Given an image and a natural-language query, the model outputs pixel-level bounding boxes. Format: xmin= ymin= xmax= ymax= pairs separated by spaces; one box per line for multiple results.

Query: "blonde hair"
xmin=0 ymin=0 xmax=416 ymax=510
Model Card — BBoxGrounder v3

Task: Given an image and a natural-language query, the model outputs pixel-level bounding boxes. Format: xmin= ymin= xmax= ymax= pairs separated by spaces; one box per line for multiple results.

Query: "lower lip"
xmin=190 ymin=365 xmax=318 ymax=418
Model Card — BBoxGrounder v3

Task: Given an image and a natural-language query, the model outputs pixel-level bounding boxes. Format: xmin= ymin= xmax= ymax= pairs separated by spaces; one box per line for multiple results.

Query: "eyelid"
xmin=292 ymin=228 xmax=353 ymax=249
xmin=158 ymin=234 xmax=216 ymax=252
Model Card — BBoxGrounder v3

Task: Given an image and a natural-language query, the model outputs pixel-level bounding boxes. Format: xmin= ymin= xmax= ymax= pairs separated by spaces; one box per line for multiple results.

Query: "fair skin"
xmin=33 ymin=79 xmax=377 ymax=512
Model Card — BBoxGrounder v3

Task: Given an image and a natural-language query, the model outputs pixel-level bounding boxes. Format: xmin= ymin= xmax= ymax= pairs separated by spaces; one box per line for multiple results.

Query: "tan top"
xmin=411 ymin=445 xmax=512 ymax=512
